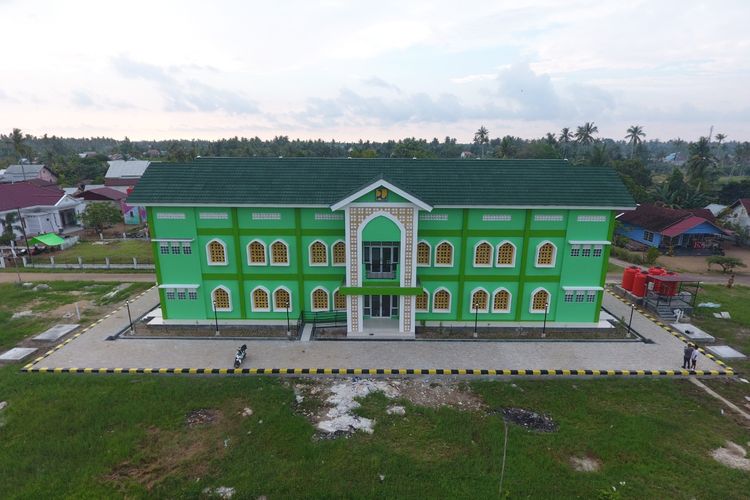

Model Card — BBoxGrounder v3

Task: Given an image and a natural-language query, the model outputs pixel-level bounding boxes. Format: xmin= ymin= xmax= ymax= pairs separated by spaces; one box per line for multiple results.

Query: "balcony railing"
xmin=365 ymin=264 xmax=397 ymax=280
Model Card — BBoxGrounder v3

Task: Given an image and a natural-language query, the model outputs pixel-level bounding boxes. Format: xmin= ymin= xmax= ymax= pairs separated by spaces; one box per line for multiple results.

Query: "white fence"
xmin=0 ymin=255 xmax=154 ymax=270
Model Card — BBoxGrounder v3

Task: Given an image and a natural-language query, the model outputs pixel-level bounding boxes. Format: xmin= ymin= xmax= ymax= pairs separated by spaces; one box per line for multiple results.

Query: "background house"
xmin=104 ymin=160 xmax=150 ymax=187
xmin=0 ymin=180 xmax=85 ymax=239
xmin=0 ymin=164 xmax=58 ymax=184
xmin=617 ymin=204 xmax=727 ymax=254
xmin=723 ymin=199 xmax=750 ymax=232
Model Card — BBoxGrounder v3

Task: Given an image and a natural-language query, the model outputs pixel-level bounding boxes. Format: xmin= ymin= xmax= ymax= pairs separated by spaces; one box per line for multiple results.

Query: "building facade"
xmin=129 ymin=158 xmax=634 ymax=336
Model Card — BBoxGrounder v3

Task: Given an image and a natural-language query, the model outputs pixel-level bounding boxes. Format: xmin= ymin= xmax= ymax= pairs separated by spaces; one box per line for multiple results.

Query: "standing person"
xmin=690 ymin=345 xmax=699 ymax=370
xmin=683 ymin=344 xmax=694 ymax=369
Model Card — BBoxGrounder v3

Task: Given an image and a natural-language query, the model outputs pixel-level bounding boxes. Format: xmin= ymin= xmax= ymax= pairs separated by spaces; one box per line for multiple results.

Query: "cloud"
xmin=112 ymin=55 xmax=259 ymax=115
xmin=71 ymin=90 xmax=94 ymax=107
xmin=361 ymin=76 xmax=401 ymax=93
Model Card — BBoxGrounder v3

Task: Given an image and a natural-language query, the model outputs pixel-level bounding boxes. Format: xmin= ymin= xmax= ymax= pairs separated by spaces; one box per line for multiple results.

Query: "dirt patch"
xmin=186 ymin=408 xmax=222 ymax=427
xmin=570 ymin=455 xmax=602 ymax=472
xmin=47 ymin=299 xmax=94 ymax=320
xmin=291 ymin=378 xmax=486 ymax=439
xmin=496 ymin=407 xmax=558 ymax=432
xmin=711 ymin=441 xmax=750 ymax=471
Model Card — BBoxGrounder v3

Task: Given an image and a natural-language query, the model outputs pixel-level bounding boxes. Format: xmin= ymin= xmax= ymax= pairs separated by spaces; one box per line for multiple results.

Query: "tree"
xmin=7 ymin=128 xmax=31 ymax=162
xmin=625 ymin=125 xmax=646 ymax=158
xmin=559 ymin=127 xmax=572 ymax=158
xmin=587 ymin=143 xmax=610 ymax=166
xmin=715 ymin=133 xmax=726 ymax=145
xmin=81 ymin=202 xmax=122 ymax=233
xmin=0 ymin=212 xmax=21 ymax=245
xmin=718 ymin=179 xmax=750 ymax=204
xmin=645 ymin=247 xmax=660 ymax=266
xmin=685 ymin=137 xmax=717 ymax=190
xmin=473 ymin=126 xmax=489 ymax=158
xmin=706 ymin=256 xmax=747 ymax=273
xmin=574 ymin=122 xmax=598 ymax=145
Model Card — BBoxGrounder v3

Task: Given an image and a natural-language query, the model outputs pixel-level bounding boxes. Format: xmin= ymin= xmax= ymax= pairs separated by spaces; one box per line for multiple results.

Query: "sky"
xmin=1 ymin=0 xmax=749 ymax=142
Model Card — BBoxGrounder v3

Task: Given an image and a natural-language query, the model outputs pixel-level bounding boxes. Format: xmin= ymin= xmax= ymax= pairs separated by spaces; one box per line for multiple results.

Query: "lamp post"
xmin=473 ymin=303 xmax=479 ymax=338
xmin=213 ymin=300 xmax=220 ymax=336
xmin=542 ymin=301 xmax=549 ymax=338
xmin=627 ymin=303 xmax=635 ymax=337
xmin=125 ymin=300 xmax=134 ymax=334
xmin=286 ymin=303 xmax=291 ymax=337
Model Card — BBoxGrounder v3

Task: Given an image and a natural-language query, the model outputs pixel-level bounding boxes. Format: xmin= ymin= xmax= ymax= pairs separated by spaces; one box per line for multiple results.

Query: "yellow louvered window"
xmin=415 ymin=291 xmax=428 ymax=311
xmin=271 ymin=241 xmax=288 ymax=265
xmin=417 ymin=242 xmax=430 ymax=265
xmin=274 ymin=288 xmax=290 ymax=310
xmin=435 ymin=242 xmax=452 ymax=266
xmin=312 ymin=288 xmax=329 ymax=311
xmin=249 ymin=241 xmax=266 ymax=264
xmin=332 ymin=241 xmax=346 ymax=265
xmin=252 ymin=288 xmax=269 ymax=310
xmin=471 ymin=289 xmax=488 ymax=311
xmin=333 ymin=290 xmax=346 ymax=310
xmin=474 ymin=242 xmax=492 ymax=266
xmin=433 ymin=289 xmax=450 ymax=311
xmin=536 ymin=243 xmax=554 ymax=266
xmin=497 ymin=243 xmax=514 ymax=266
xmin=532 ymin=290 xmax=549 ymax=312
xmin=310 ymin=241 xmax=327 ymax=265
xmin=212 ymin=287 xmax=230 ymax=310
xmin=493 ymin=290 xmax=510 ymax=312
xmin=208 ymin=240 xmax=226 ymax=264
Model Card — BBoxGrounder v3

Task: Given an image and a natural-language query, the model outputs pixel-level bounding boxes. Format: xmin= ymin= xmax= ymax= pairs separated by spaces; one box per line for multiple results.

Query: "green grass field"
xmin=41 ymin=240 xmax=153 ymax=264
xmin=0 ymin=371 xmax=747 ymax=499
xmin=0 ymin=281 xmax=153 ymax=349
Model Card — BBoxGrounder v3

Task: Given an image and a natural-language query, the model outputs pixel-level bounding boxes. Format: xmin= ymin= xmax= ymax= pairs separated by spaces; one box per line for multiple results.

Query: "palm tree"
xmin=625 ymin=125 xmax=646 ymax=158
xmin=574 ymin=122 xmax=598 ymax=145
xmin=8 ymin=128 xmax=30 ymax=162
xmin=559 ymin=127 xmax=572 ymax=158
xmin=686 ymin=137 xmax=716 ymax=190
xmin=473 ymin=126 xmax=489 ymax=158
xmin=715 ymin=133 xmax=726 ymax=145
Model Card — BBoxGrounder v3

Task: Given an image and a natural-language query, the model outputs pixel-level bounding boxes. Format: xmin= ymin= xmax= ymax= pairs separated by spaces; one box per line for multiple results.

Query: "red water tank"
xmin=649 ymin=266 xmax=666 ymax=276
xmin=621 ymin=266 xmax=640 ymax=291
xmin=662 ymin=272 xmax=679 ymax=296
xmin=632 ymin=271 xmax=649 ymax=297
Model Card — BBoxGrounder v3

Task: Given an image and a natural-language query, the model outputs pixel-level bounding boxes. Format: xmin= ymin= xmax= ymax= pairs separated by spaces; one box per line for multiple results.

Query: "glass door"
xmin=364 ymin=295 xmax=399 ymax=317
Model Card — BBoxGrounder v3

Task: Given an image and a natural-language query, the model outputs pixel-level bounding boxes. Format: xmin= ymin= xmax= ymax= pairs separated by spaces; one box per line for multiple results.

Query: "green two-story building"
xmin=127 ymin=157 xmax=634 ymax=337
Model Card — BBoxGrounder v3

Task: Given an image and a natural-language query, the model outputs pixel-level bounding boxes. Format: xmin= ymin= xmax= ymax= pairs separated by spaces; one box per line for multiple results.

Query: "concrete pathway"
xmin=23 ymin=287 xmax=729 ymax=375
xmin=0 ymin=272 xmax=156 ymax=283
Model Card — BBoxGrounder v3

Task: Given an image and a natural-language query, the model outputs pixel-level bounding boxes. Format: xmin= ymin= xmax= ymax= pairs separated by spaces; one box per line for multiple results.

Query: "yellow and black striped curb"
xmin=606 ymin=289 xmax=735 ymax=374
xmin=20 ymin=367 xmax=732 ymax=376
xmin=21 ymin=286 xmax=156 ymax=371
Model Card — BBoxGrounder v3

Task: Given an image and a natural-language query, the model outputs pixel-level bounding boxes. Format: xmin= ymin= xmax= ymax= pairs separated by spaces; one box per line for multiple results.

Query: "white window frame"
xmin=534 ymin=240 xmax=557 ymax=268
xmin=491 ymin=288 xmax=512 ymax=313
xmin=570 ymin=244 xmax=581 ymax=257
xmin=308 ymin=240 xmax=329 ymax=267
xmin=249 ymin=286 xmax=271 ymax=312
xmin=416 ymin=240 xmax=431 ymax=267
xmin=310 ymin=286 xmax=330 ymax=312
xmin=206 ymin=239 xmax=228 ymax=266
xmin=529 ymin=287 xmax=551 ymax=314
xmin=332 ymin=287 xmax=347 ymax=311
xmin=211 ymin=285 xmax=232 ymax=312
xmin=469 ymin=287 xmax=490 ymax=313
xmin=431 ymin=287 xmax=452 ymax=313
xmin=415 ymin=289 xmax=429 ymax=312
xmin=247 ymin=239 xmax=267 ymax=266
xmin=331 ymin=239 xmax=346 ymax=267
xmin=472 ymin=240 xmax=493 ymax=268
xmin=272 ymin=286 xmax=293 ymax=312
xmin=269 ymin=239 xmax=290 ymax=267
xmin=433 ymin=240 xmax=454 ymax=268
xmin=495 ymin=240 xmax=516 ymax=268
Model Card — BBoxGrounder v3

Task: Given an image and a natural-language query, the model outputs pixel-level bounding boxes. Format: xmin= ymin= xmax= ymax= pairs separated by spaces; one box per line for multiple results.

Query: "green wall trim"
xmin=594 ymin=212 xmax=616 ymax=320
xmin=301 ymin=228 xmax=346 ymax=236
xmin=197 ymin=227 xmax=234 ymax=235
xmin=456 ymin=209 xmax=469 ymax=320
xmin=231 ymin=208 xmax=247 ymax=317
xmin=465 ymin=229 xmax=524 ymax=237
xmin=294 ymin=208 xmax=306 ymax=312
xmin=340 ymin=286 xmax=423 ymax=296
xmin=417 ymin=229 xmax=463 ymax=237
xmin=202 ymin=273 xmax=242 ymax=281
xmin=240 ymin=228 xmax=295 ymax=236
xmin=515 ymin=209 xmax=533 ymax=321
xmin=202 ymin=272 xmax=345 ymax=282
xmin=418 ymin=275 xmax=519 ymax=283
xmin=529 ymin=230 xmax=567 ymax=237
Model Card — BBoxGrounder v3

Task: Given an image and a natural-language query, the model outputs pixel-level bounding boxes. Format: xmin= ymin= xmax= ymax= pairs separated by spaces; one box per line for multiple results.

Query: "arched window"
xmin=273 ymin=287 xmax=291 ymax=311
xmin=434 ymin=241 xmax=453 ymax=267
xmin=417 ymin=241 xmax=431 ymax=266
xmin=531 ymin=288 xmax=550 ymax=313
xmin=311 ymin=287 xmax=329 ymax=312
xmin=473 ymin=241 xmax=492 ymax=267
xmin=248 ymin=240 xmax=266 ymax=265
xmin=211 ymin=286 xmax=231 ymax=311
xmin=432 ymin=288 xmax=451 ymax=312
xmin=492 ymin=289 xmax=511 ymax=313
xmin=333 ymin=289 xmax=346 ymax=310
xmin=471 ymin=288 xmax=489 ymax=312
xmin=309 ymin=240 xmax=328 ymax=266
xmin=415 ymin=290 xmax=429 ymax=312
xmin=270 ymin=240 xmax=289 ymax=265
xmin=536 ymin=241 xmax=556 ymax=267
xmin=496 ymin=242 xmax=516 ymax=267
xmin=207 ymin=239 xmax=227 ymax=265
xmin=332 ymin=241 xmax=346 ymax=266
xmin=251 ymin=287 xmax=270 ymax=311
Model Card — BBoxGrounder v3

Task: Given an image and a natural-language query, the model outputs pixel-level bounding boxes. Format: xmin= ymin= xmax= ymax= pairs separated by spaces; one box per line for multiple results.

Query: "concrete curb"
xmin=606 ymin=289 xmax=735 ymax=375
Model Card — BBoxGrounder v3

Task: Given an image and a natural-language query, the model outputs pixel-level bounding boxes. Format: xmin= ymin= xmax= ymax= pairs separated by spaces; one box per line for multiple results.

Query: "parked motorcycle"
xmin=234 ymin=344 xmax=247 ymax=368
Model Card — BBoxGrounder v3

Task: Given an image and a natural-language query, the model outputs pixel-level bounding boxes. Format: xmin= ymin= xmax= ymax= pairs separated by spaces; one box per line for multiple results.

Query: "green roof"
xmin=127 ymin=157 xmax=635 ymax=209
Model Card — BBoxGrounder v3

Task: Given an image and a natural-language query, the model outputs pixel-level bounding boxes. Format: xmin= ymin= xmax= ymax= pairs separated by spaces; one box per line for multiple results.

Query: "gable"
xmin=330 ymin=178 xmax=433 ymax=211
xmin=354 ymin=187 xmax=409 ymax=204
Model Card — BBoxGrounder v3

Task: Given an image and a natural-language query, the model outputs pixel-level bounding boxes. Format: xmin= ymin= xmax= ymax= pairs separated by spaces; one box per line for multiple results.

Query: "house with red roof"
xmin=0 ymin=181 xmax=85 ymax=240
xmin=724 ymin=199 xmax=750 ymax=233
xmin=616 ymin=204 xmax=728 ymax=255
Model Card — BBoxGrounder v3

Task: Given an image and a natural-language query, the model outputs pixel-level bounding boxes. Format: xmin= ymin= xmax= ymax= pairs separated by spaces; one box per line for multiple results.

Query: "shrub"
xmin=706 ymin=256 xmax=747 ymax=273
xmin=645 ymin=247 xmax=660 ymax=265
xmin=610 ymin=246 xmax=645 ymax=265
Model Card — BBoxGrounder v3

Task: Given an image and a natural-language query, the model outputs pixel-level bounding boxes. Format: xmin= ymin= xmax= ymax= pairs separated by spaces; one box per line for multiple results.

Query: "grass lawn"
xmin=607 ymin=260 xmax=624 ymax=273
xmin=40 ymin=240 xmax=153 ymax=265
xmin=0 ymin=371 xmax=747 ymax=498
xmin=0 ymin=281 xmax=153 ymax=350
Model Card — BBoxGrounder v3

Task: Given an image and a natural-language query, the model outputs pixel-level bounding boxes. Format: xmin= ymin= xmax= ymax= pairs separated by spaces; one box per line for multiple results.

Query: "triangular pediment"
xmin=330 ymin=176 xmax=432 ymax=211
